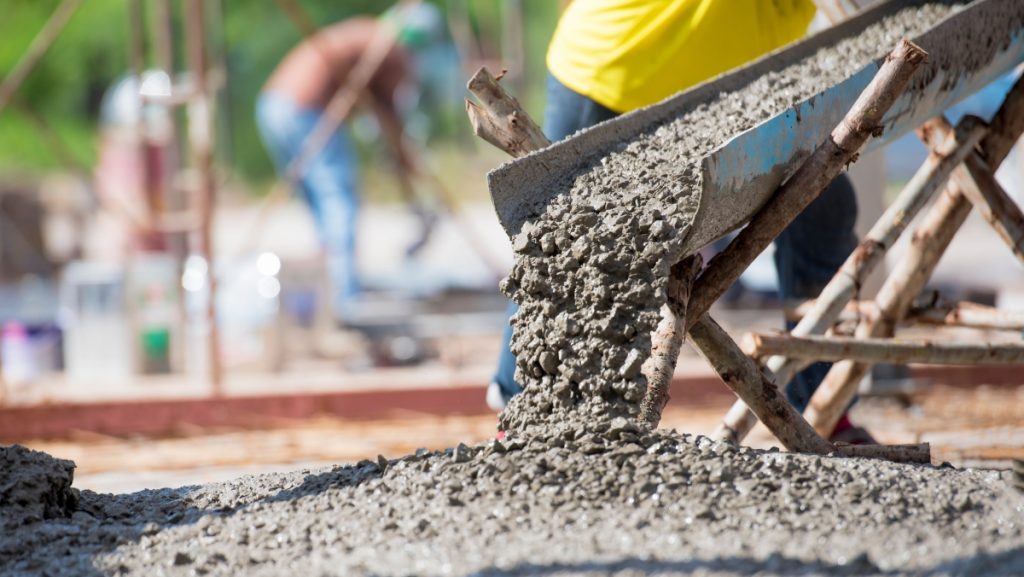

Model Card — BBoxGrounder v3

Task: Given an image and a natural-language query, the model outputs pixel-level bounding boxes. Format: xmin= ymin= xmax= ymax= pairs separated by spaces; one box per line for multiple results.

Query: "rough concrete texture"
xmin=2 ymin=429 xmax=1023 ymax=576
xmin=499 ymin=3 xmax=959 ymax=434
xmin=4 ymin=2 xmax=1024 ymax=576
xmin=0 ymin=444 xmax=78 ymax=531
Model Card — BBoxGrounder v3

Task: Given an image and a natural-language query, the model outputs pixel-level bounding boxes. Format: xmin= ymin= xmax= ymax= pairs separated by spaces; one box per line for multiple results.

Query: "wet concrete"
xmin=1 ymin=429 xmax=1023 ymax=576
xmin=4 ymin=2 xmax=1024 ymax=576
xmin=499 ymin=3 xmax=959 ymax=435
xmin=0 ymin=444 xmax=78 ymax=530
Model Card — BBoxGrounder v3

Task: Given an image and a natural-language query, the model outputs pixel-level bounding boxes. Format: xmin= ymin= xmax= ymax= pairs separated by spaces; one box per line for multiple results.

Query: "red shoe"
xmin=829 ymin=414 xmax=877 ymax=445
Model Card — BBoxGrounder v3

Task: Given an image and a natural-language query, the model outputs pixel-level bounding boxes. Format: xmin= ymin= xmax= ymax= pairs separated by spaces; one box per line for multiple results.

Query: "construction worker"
xmin=255 ymin=5 xmax=444 ymax=324
xmin=488 ymin=0 xmax=872 ymax=443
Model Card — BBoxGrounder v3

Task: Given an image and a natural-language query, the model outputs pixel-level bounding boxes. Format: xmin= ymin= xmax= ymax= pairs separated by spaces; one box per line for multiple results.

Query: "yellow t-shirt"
xmin=547 ymin=0 xmax=816 ymax=113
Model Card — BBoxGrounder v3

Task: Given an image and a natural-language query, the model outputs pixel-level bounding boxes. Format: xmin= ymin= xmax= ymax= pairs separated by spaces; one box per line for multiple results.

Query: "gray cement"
xmin=0 ymin=445 xmax=78 ymax=531
xmin=499 ymin=3 xmax=959 ymax=435
xmin=4 ymin=2 xmax=1024 ymax=576
xmin=1 ymin=430 xmax=1022 ymax=576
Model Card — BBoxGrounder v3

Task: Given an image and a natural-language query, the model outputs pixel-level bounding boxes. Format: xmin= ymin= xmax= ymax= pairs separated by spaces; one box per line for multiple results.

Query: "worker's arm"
xmin=369 ymin=47 xmax=417 ymax=175
xmin=372 ymin=93 xmax=417 ymax=175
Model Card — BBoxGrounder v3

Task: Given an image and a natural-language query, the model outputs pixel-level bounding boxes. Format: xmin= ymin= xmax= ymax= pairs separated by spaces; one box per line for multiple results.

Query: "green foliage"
xmin=0 ymin=0 xmax=561 ymax=185
xmin=0 ymin=0 xmax=130 ymax=173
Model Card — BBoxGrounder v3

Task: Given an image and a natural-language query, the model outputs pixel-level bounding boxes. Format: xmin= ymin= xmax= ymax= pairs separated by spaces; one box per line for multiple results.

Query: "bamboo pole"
xmin=689 ymin=317 xmax=836 ymax=454
xmin=685 ymin=39 xmax=928 ymax=329
xmin=0 ymin=0 xmax=83 ymax=114
xmin=713 ymin=115 xmax=986 ymax=443
xmin=185 ymin=0 xmax=223 ymax=394
xmin=744 ymin=333 xmax=1024 ymax=365
xmin=804 ymin=74 xmax=1024 ymax=436
xmin=639 ymin=256 xmax=701 ymax=427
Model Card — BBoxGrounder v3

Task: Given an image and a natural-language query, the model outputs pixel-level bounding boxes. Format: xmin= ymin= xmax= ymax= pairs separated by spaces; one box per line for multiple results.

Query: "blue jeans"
xmin=256 ymin=92 xmax=361 ymax=320
xmin=493 ymin=75 xmax=858 ymax=413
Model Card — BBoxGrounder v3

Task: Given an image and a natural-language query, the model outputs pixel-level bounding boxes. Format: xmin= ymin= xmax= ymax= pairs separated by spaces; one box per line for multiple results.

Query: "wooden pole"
xmin=961 ymin=157 xmax=1024 ymax=262
xmin=804 ymin=74 xmax=1024 ymax=436
xmin=689 ymin=317 xmax=836 ymax=454
xmin=834 ymin=442 xmax=930 ymax=464
xmin=713 ymin=115 xmax=986 ymax=443
xmin=0 ymin=0 xmax=83 ymax=114
xmin=786 ymin=298 xmax=1024 ymax=331
xmin=465 ymin=67 xmax=549 ymax=157
xmin=744 ymin=333 xmax=1024 ymax=365
xmin=639 ymin=256 xmax=701 ymax=427
xmin=185 ymin=0 xmax=223 ymax=394
xmin=685 ymin=39 xmax=928 ymax=329
xmin=920 ymin=113 xmax=1024 ymax=264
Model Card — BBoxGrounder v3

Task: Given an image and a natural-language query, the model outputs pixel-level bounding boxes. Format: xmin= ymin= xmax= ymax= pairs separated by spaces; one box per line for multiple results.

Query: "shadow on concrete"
xmin=3 ymin=458 xmax=387 ymax=576
xmin=456 ymin=547 xmax=1024 ymax=577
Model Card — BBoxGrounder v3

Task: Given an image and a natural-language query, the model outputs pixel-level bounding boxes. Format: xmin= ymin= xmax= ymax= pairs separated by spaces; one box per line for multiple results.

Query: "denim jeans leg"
xmin=303 ymin=128 xmax=361 ymax=320
xmin=492 ymin=74 xmax=619 ymax=396
xmin=774 ymin=173 xmax=858 ymax=413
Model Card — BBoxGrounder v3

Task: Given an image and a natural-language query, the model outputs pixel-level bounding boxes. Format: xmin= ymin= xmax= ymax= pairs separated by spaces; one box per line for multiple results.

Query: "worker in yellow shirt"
xmin=488 ymin=0 xmax=872 ymax=444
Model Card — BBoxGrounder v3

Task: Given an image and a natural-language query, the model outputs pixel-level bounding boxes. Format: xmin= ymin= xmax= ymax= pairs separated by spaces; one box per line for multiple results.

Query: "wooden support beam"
xmin=744 ymin=333 xmax=1024 ymax=365
xmin=465 ymin=67 xmax=550 ymax=157
xmin=787 ymin=298 xmax=1024 ymax=331
xmin=701 ymin=39 xmax=929 ymax=443
xmin=465 ymin=69 xmax=920 ymax=462
xmin=715 ymin=115 xmax=985 ymax=443
xmin=639 ymin=256 xmax=701 ymax=427
xmin=834 ymin=442 xmax=931 ymax=464
xmin=686 ymin=39 xmax=928 ymax=328
xmin=804 ymin=73 xmax=1024 ymax=437
xmin=689 ymin=317 xmax=835 ymax=454
xmin=914 ymin=115 xmax=1024 ymax=264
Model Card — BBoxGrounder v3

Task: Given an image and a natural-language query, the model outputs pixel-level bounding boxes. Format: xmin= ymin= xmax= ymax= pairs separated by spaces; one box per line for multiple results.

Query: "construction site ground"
xmin=15 ymin=361 xmax=1024 ymax=494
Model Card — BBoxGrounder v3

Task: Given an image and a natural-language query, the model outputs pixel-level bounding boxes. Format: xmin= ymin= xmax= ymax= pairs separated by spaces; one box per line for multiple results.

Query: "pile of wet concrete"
xmin=499 ymin=2 xmax=965 ymax=435
xmin=3 ymin=2 xmax=1024 ymax=575
xmin=1 ymin=428 xmax=1022 ymax=576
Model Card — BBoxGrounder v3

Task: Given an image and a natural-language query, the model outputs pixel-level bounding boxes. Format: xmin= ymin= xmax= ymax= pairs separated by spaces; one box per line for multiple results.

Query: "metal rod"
xmin=834 ymin=442 xmax=930 ymax=464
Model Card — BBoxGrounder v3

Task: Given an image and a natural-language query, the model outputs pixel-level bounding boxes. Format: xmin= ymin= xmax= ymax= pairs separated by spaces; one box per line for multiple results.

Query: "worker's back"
xmin=263 ymin=17 xmax=408 ymax=109
xmin=547 ymin=0 xmax=816 ymax=113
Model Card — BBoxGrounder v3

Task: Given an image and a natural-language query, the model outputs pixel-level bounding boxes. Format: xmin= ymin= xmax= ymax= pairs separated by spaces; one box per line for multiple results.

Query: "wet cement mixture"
xmin=498 ymin=2 xmax=964 ymax=435
xmin=2 ymin=430 xmax=1023 ymax=576
xmin=3 ymin=2 xmax=1024 ymax=576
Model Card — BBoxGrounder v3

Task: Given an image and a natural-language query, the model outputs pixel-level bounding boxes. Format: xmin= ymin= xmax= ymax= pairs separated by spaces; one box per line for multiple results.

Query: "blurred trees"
xmin=0 ymin=0 xmax=558 ymax=184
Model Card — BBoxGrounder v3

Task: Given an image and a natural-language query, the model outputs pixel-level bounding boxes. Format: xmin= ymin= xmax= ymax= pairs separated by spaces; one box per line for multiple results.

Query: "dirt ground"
xmin=19 ymin=383 xmax=1024 ymax=494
